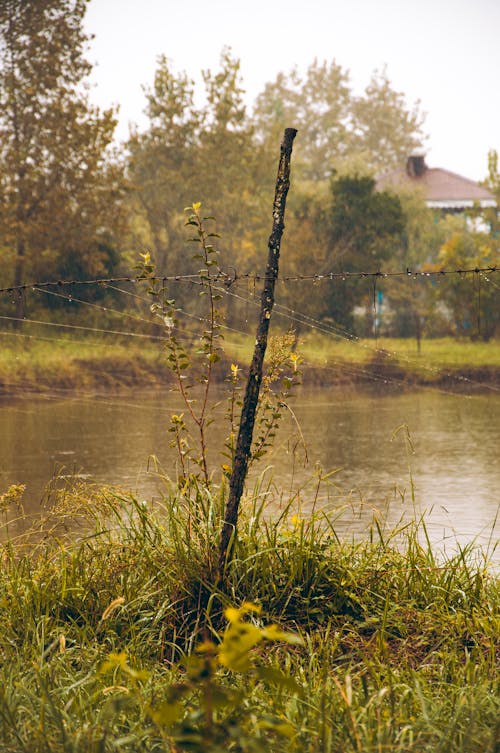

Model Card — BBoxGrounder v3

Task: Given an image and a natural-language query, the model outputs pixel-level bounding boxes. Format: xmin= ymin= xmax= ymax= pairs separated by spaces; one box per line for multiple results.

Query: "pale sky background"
xmin=85 ymin=0 xmax=500 ymax=182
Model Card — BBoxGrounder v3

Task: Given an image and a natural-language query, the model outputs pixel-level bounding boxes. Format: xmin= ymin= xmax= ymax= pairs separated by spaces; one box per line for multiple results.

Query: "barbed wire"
xmin=0 ymin=314 xmax=168 ymax=340
xmin=1 ymin=263 xmax=498 ymax=398
xmin=0 ymin=274 xmax=211 ymax=295
xmin=2 ymin=276 xmax=498 ymax=391
xmin=0 ymin=264 xmax=498 ymax=295
xmin=210 ymin=281 xmax=500 ymax=395
xmin=30 ymin=279 xmax=259 ymax=344
xmin=235 ymin=265 xmax=500 ymax=283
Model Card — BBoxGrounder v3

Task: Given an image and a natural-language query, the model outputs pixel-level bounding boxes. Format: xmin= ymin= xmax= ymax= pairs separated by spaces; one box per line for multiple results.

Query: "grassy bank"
xmin=1 ymin=333 xmax=499 ymax=396
xmin=1 ymin=482 xmax=499 ymax=752
xmin=0 ymin=336 xmax=172 ymax=396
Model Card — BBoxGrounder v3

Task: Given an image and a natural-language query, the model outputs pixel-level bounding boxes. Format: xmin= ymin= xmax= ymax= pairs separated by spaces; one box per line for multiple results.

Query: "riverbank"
xmin=1 ymin=334 xmax=499 ymax=396
xmin=0 ymin=485 xmax=499 ymax=752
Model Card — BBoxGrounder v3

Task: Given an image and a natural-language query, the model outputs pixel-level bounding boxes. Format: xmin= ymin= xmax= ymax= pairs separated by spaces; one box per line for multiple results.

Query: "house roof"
xmin=377 ymin=156 xmax=496 ymax=209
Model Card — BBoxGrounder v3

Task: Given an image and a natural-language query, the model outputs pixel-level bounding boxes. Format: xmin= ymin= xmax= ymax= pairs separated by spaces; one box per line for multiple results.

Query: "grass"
xmin=1 ymin=331 xmax=498 ymax=396
xmin=0 ymin=479 xmax=499 ymax=752
xmin=226 ymin=332 xmax=500 ymax=390
xmin=0 ymin=335 xmax=170 ymax=395
xmin=298 ymin=334 xmax=500 ymax=369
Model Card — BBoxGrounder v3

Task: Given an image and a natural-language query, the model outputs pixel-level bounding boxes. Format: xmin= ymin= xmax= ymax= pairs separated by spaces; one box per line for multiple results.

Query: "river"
xmin=1 ymin=385 xmax=499 ymax=558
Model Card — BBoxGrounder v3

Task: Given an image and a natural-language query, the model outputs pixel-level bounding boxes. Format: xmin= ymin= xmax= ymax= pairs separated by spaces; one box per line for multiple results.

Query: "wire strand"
xmin=0 ymin=265 xmax=498 ymax=295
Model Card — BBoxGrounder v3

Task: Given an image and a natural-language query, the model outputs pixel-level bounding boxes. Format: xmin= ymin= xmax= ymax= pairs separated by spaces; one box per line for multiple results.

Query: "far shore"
xmin=1 ymin=335 xmax=499 ymax=397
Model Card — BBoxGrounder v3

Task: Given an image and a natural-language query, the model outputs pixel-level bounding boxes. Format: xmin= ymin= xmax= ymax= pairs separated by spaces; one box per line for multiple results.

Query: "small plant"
xmin=99 ymin=602 xmax=304 ymax=752
xmin=0 ymin=494 xmax=499 ymax=753
xmin=0 ymin=483 xmax=25 ymax=516
xmin=0 ymin=483 xmax=26 ymax=539
xmin=136 ymin=203 xmax=224 ymax=489
xmin=136 ymin=205 xmax=302 ymax=518
xmin=250 ymin=332 xmax=303 ymax=465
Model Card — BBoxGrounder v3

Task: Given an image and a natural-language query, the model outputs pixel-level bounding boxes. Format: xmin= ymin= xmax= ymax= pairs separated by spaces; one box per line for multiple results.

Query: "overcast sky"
xmin=85 ymin=0 xmax=500 ymax=182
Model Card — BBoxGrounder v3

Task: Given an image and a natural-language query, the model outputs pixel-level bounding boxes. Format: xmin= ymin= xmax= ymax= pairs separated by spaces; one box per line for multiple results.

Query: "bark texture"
xmin=219 ymin=127 xmax=297 ymax=573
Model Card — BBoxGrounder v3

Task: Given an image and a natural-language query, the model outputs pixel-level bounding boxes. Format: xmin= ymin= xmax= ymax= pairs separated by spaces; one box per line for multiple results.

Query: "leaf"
xmin=218 ymin=621 xmax=263 ymax=672
xmin=210 ymin=685 xmax=244 ymax=709
xmin=224 ymin=603 xmax=262 ymax=623
xmin=261 ymin=624 xmax=304 ymax=646
xmin=100 ymin=597 xmax=125 ymax=621
xmin=255 ymin=666 xmax=302 ymax=693
xmin=99 ymin=651 xmax=129 ymax=674
xmin=257 ymin=716 xmax=296 ymax=739
xmin=148 ymin=701 xmax=184 ymax=726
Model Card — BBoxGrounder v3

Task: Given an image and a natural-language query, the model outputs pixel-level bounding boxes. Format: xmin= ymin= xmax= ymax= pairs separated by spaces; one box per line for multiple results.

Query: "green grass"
xmin=0 ymin=479 xmax=499 ymax=752
xmin=296 ymin=334 xmax=500 ymax=368
xmin=0 ymin=331 xmax=499 ymax=396
xmin=0 ymin=335 xmax=170 ymax=394
xmin=226 ymin=332 xmax=500 ymax=389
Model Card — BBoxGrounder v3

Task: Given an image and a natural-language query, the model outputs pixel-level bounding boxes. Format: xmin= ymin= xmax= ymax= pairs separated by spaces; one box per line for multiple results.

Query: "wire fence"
xmin=0 ymin=264 xmax=498 ymax=294
xmin=1 ymin=266 xmax=499 ymax=557
xmin=0 ymin=265 xmax=499 ymax=399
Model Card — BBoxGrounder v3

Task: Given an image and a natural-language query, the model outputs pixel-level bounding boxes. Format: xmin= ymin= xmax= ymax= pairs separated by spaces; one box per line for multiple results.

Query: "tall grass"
xmin=0 ymin=479 xmax=498 ymax=752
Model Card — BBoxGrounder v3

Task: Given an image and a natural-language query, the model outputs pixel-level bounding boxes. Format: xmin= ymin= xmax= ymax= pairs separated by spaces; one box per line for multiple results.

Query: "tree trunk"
xmin=218 ymin=128 xmax=297 ymax=574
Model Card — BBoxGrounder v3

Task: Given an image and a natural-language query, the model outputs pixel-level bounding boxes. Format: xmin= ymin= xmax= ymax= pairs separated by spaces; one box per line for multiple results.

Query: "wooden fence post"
xmin=218 ymin=127 xmax=297 ymax=574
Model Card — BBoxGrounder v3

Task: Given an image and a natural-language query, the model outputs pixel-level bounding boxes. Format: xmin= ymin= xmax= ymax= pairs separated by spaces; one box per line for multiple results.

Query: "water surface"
xmin=1 ymin=386 xmax=499 ymax=556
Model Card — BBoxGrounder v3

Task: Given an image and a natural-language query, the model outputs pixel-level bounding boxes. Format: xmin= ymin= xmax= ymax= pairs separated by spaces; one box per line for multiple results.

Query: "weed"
xmin=0 ymin=483 xmax=498 ymax=752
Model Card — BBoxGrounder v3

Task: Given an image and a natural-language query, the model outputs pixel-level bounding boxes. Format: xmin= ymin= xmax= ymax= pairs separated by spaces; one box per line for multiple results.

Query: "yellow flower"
xmin=289 ymin=514 xmax=302 ymax=528
xmin=289 ymin=352 xmax=302 ymax=372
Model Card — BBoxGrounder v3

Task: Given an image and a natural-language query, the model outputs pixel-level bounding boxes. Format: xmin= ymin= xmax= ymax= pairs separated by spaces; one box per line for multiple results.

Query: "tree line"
xmin=0 ymin=0 xmax=498 ymax=340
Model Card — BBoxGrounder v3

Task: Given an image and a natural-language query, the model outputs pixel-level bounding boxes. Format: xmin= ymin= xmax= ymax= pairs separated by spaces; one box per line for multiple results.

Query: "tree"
xmin=382 ymin=191 xmax=451 ymax=343
xmin=0 ymin=0 xmax=122 ymax=317
xmin=253 ymin=60 xmax=426 ymax=181
xmin=253 ymin=59 xmax=352 ymax=181
xmin=322 ymin=174 xmax=406 ymax=330
xmin=479 ymin=148 xmax=500 ymax=236
xmin=127 ymin=55 xmax=201 ymax=274
xmin=197 ymin=48 xmax=268 ymax=274
xmin=351 ymin=68 xmax=426 ymax=174
xmin=327 ymin=175 xmax=405 ymax=269
xmin=127 ymin=49 xmax=271 ymax=328
xmin=435 ymin=230 xmax=499 ymax=341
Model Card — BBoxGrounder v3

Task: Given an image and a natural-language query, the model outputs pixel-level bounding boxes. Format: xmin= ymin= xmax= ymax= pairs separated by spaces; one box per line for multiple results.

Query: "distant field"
xmin=0 ymin=331 xmax=499 ymax=395
xmin=297 ymin=334 xmax=500 ymax=367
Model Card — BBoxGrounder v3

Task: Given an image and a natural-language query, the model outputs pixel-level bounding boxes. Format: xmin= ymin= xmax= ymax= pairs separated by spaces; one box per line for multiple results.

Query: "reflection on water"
xmin=1 ymin=386 xmax=499 ymax=556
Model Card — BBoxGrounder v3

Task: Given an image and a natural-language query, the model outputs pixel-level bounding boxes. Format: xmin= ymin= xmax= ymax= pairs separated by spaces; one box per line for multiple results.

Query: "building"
xmin=377 ymin=155 xmax=496 ymax=212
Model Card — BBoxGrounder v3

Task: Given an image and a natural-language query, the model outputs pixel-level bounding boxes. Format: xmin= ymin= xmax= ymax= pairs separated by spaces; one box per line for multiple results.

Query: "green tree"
xmin=253 ymin=60 xmax=426 ymax=181
xmin=323 ymin=174 xmax=406 ymax=330
xmin=127 ymin=49 xmax=271 ymax=328
xmin=327 ymin=174 xmax=405 ymax=269
xmin=126 ymin=55 xmax=201 ymax=275
xmin=253 ymin=59 xmax=352 ymax=181
xmin=436 ymin=230 xmax=499 ymax=341
xmin=480 ymin=148 xmax=500 ymax=236
xmin=383 ymin=191 xmax=451 ymax=343
xmin=198 ymin=48 xmax=269 ymax=274
xmin=351 ymin=67 xmax=426 ymax=174
xmin=0 ymin=0 xmax=121 ymax=317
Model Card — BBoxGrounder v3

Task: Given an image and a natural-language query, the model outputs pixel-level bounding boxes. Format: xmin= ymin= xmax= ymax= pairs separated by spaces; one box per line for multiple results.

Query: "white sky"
xmin=85 ymin=0 xmax=500 ymax=182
